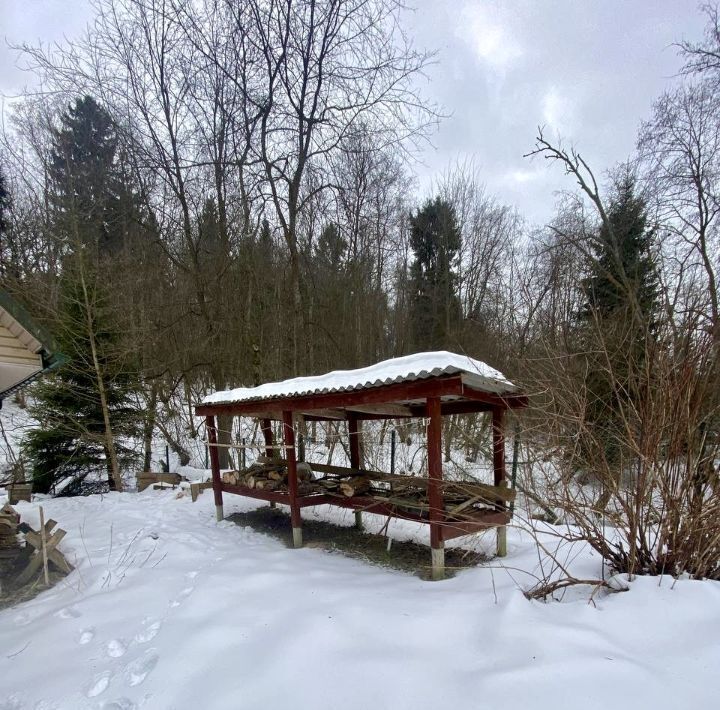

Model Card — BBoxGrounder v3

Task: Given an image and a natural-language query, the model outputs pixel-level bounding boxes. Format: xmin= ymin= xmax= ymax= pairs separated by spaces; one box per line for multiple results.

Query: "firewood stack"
xmin=0 ymin=503 xmax=20 ymax=558
xmin=220 ymin=460 xmax=515 ymax=521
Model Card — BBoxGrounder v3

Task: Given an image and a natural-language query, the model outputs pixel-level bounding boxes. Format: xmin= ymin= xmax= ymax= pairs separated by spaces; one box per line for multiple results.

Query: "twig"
xmin=6 ymin=641 xmax=31 ymax=659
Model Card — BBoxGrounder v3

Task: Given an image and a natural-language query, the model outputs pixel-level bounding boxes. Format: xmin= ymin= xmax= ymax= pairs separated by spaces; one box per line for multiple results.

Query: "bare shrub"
xmin=526 ymin=320 xmax=720 ymax=581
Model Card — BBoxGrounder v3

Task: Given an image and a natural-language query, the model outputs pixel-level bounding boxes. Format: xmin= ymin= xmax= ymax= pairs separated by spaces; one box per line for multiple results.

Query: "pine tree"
xmin=409 ymin=197 xmax=462 ymax=350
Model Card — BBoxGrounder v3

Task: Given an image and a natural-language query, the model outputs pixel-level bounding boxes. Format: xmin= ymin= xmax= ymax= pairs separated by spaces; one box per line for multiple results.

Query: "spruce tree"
xmin=49 ymin=95 xmax=122 ymax=255
xmin=578 ymin=173 xmax=658 ymax=476
xmin=581 ymin=174 xmax=657 ymax=325
xmin=409 ymin=197 xmax=462 ymax=350
xmin=23 ymin=96 xmax=140 ymax=493
xmin=23 ymin=273 xmax=140 ymax=493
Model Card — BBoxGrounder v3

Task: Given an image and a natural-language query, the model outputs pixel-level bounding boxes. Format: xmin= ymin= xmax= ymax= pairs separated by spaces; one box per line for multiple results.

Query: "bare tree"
xmin=638 ymin=83 xmax=720 ymax=340
xmin=237 ymin=0 xmax=436 ymax=371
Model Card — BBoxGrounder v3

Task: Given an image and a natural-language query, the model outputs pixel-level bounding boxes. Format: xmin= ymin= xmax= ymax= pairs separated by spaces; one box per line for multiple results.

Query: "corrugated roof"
xmin=202 ymin=351 xmax=516 ymax=406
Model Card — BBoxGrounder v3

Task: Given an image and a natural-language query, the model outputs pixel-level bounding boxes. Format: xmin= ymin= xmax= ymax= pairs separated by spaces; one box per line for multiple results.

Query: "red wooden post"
xmin=492 ymin=407 xmax=508 ymax=557
xmin=283 ymin=410 xmax=302 ymax=547
xmin=261 ymin=418 xmax=274 ymax=458
xmin=206 ymin=415 xmax=224 ymax=521
xmin=348 ymin=413 xmax=364 ymax=530
xmin=426 ymin=397 xmax=445 ymax=580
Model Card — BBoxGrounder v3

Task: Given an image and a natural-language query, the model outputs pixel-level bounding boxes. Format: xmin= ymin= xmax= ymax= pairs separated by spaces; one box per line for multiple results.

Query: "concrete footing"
xmin=292 ymin=526 xmax=303 ymax=548
xmin=497 ymin=525 xmax=507 ymax=557
xmin=354 ymin=511 xmax=363 ymax=530
xmin=431 ymin=545 xmax=445 ymax=581
xmin=215 ymin=504 xmax=224 ymax=522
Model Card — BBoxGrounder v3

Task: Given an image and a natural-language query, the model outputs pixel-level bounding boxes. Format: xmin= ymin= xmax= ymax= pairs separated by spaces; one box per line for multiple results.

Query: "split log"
xmin=240 ymin=474 xmax=256 ymax=489
xmin=222 ymin=471 xmax=240 ymax=485
xmin=297 ymin=462 xmax=313 ymax=482
xmin=339 ymin=476 xmax=370 ymax=498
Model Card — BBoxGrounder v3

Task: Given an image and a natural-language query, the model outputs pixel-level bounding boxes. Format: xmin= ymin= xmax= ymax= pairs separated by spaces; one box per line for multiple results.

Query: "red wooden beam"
xmin=196 ymin=374 xmax=466 ymax=417
xmin=348 ymin=414 xmax=362 ymax=469
xmin=461 ymin=383 xmax=528 ymax=410
xmin=206 ymin=415 xmax=224 ymax=521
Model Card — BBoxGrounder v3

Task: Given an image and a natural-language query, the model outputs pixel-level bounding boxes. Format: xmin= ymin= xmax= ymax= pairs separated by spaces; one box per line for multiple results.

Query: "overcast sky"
xmin=0 ymin=0 xmax=707 ymax=224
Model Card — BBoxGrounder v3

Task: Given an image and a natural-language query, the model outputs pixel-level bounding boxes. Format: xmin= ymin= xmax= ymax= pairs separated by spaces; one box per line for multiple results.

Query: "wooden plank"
xmin=441 ymin=512 xmax=511 ymax=541
xmin=261 ymin=459 xmax=514 ymax=503
xmin=346 ymin=403 xmax=414 ymax=418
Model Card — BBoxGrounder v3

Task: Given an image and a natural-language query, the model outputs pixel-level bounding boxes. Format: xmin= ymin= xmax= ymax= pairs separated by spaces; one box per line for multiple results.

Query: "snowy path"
xmin=1 ymin=490 xmax=718 ymax=710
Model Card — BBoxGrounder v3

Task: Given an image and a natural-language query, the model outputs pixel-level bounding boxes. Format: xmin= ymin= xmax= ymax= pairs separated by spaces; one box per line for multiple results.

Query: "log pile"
xmin=0 ymin=504 xmax=20 ymax=558
xmin=220 ymin=459 xmax=515 ymax=521
xmin=0 ymin=504 xmax=72 ymax=591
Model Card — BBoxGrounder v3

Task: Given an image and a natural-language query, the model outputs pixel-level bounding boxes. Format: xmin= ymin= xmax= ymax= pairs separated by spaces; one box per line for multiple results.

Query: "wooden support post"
xmin=39 ymin=506 xmax=49 ymax=586
xmin=261 ymin=418 xmax=277 ymax=508
xmin=207 ymin=415 xmax=224 ymax=521
xmin=427 ymin=397 xmax=445 ymax=580
xmin=348 ymin=413 xmax=364 ymax=530
xmin=492 ymin=407 xmax=507 ymax=558
xmin=283 ymin=410 xmax=302 ymax=547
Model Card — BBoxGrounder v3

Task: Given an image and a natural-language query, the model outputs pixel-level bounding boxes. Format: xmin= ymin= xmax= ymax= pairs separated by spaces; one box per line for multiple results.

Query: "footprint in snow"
xmin=13 ymin=612 xmax=31 ymax=627
xmin=85 ymin=670 xmax=112 ymax=698
xmin=124 ymin=650 xmax=159 ymax=687
xmin=134 ymin=620 xmax=161 ymax=644
xmin=169 ymin=586 xmax=194 ymax=608
xmin=78 ymin=628 xmax=95 ymax=645
xmin=185 ymin=570 xmax=199 ymax=580
xmin=101 ymin=698 xmax=136 ymax=710
xmin=56 ymin=606 xmax=81 ymax=619
xmin=105 ymin=639 xmax=127 ymax=658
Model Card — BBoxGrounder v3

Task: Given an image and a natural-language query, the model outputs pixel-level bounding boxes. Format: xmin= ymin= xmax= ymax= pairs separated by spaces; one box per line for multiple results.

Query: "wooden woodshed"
xmin=196 ymin=351 xmax=527 ymax=579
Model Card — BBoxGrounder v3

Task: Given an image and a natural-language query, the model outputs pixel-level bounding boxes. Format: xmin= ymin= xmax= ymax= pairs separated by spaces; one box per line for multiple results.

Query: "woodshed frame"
xmin=196 ymin=371 xmax=527 ymax=580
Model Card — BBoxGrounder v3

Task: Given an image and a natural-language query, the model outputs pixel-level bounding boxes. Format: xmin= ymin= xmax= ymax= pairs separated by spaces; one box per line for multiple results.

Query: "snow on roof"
xmin=202 ymin=351 xmax=516 ymax=405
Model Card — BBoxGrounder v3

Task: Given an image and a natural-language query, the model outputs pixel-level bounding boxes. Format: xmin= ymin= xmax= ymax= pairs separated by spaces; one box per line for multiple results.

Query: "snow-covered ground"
xmin=1 ymin=489 xmax=718 ymax=710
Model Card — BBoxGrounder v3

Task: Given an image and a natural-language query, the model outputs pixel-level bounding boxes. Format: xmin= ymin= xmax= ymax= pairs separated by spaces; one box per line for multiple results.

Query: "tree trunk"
xmin=79 ymin=265 xmax=124 ymax=493
xmin=142 ymin=384 xmax=158 ymax=472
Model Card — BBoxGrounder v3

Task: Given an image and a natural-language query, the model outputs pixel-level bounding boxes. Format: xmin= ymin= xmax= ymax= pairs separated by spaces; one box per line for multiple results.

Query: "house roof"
xmin=0 ymin=289 xmax=64 ymax=402
xmin=197 ymin=351 xmax=525 ymax=420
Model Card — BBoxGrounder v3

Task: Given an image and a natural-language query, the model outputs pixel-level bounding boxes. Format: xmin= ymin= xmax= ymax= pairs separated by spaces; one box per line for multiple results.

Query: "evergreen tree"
xmin=49 ymin=95 xmax=122 ymax=255
xmin=581 ymin=174 xmax=657 ymax=324
xmin=23 ymin=272 xmax=140 ymax=493
xmin=409 ymin=197 xmax=462 ymax=350
xmin=578 ymin=173 xmax=658 ymax=478
xmin=23 ymin=96 xmax=141 ymax=493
